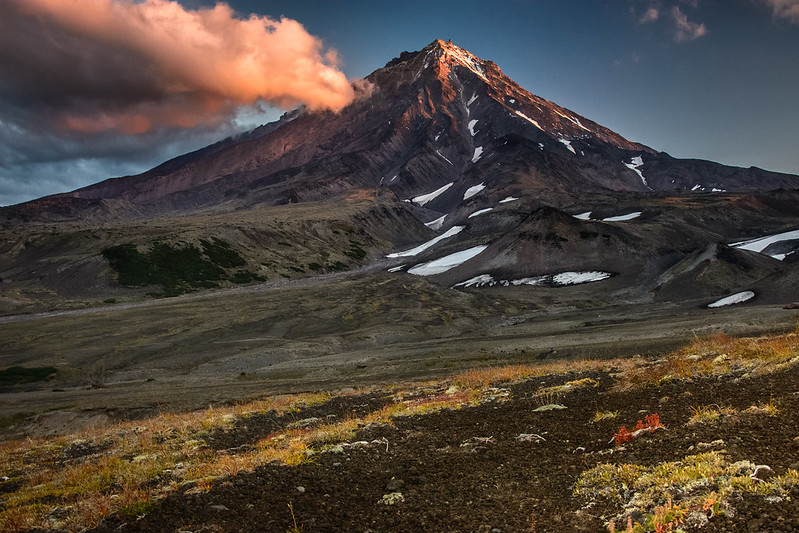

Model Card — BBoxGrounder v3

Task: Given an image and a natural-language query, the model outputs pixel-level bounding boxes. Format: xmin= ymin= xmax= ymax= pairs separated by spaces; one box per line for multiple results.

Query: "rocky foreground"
xmin=2 ymin=328 xmax=799 ymax=532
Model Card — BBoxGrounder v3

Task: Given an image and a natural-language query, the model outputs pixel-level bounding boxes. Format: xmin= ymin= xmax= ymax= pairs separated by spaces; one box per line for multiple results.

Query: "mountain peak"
xmin=421 ymin=39 xmax=490 ymax=80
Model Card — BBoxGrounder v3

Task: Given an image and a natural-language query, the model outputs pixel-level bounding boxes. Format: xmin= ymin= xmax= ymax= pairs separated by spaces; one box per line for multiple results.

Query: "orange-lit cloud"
xmin=762 ymin=0 xmax=799 ymax=23
xmin=1 ymin=0 xmax=355 ymax=134
xmin=671 ymin=5 xmax=708 ymax=41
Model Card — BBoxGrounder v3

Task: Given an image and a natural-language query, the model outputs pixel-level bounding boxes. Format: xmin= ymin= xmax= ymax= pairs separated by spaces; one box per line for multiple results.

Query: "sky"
xmin=1 ymin=0 xmax=798 ymax=206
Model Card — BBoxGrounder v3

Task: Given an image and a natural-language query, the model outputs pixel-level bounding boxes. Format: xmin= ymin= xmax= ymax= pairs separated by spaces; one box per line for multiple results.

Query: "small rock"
xmin=533 ymin=404 xmax=567 ymax=412
xmin=698 ymin=439 xmax=725 ymax=449
xmin=386 ymin=478 xmax=404 ymax=491
xmin=288 ymin=417 xmax=320 ymax=429
xmin=207 ymin=504 xmax=228 ymax=512
xmin=516 ymin=433 xmax=546 ymax=443
xmin=296 ymin=486 xmax=306 ymax=493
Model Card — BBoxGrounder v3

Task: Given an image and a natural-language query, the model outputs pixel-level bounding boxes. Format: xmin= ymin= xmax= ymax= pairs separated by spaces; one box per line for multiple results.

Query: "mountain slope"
xmin=4 ymin=39 xmax=797 ymax=222
xmin=1 ymin=39 xmax=798 ymax=312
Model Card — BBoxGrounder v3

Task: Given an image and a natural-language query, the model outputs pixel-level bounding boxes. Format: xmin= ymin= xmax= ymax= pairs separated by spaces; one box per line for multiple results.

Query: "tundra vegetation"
xmin=0 ymin=327 xmax=798 ymax=531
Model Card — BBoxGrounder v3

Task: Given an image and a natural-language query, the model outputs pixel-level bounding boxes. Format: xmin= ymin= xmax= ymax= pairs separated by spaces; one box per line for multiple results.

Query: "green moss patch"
xmin=102 ymin=239 xmax=255 ymax=297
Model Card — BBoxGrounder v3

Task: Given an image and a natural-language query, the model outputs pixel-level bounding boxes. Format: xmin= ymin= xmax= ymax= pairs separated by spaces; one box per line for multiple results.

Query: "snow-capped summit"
xmin=4 ymin=39 xmax=797 ymax=223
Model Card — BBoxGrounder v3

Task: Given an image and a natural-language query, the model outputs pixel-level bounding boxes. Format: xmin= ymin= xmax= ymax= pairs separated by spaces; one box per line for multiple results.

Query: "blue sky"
xmin=1 ymin=0 xmax=797 ymax=206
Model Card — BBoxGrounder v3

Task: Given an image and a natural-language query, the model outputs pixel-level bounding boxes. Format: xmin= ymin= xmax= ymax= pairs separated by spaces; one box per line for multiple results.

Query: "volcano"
xmin=2 ymin=39 xmax=799 ymax=311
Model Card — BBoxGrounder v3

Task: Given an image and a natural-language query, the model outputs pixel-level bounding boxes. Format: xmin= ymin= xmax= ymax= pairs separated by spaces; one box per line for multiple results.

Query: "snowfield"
xmin=552 ymin=271 xmax=612 ymax=285
xmin=573 ymin=211 xmax=592 ymax=220
xmin=623 ymin=156 xmax=650 ymax=189
xmin=411 ymin=182 xmax=453 ymax=206
xmin=453 ymin=271 xmax=612 ymax=288
xmin=514 ymin=111 xmax=541 ymax=130
xmin=499 ymin=196 xmax=519 ymax=204
xmin=468 ymin=208 xmax=493 ymax=218
xmin=463 ymin=182 xmax=486 ymax=200
xmin=387 ymin=226 xmax=464 ymax=258
xmin=730 ymin=229 xmax=799 ymax=259
xmin=407 ymin=245 xmax=488 ymax=276
xmin=435 ymin=150 xmax=453 ymax=165
xmin=708 ymin=291 xmax=755 ymax=308
xmin=603 ymin=212 xmax=641 ymax=222
xmin=472 ymin=147 xmax=484 ymax=163
xmin=558 ymin=139 xmax=576 ymax=154
xmin=424 ymin=215 xmax=447 ymax=231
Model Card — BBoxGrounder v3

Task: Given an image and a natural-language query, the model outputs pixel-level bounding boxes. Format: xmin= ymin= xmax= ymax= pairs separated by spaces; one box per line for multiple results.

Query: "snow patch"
xmin=411 ymin=182 xmax=454 ymax=206
xmin=691 ymin=184 xmax=702 ymax=191
xmin=468 ymin=208 xmax=493 ymax=218
xmin=424 ymin=214 xmax=447 ymax=231
xmin=552 ymin=271 xmax=612 ymax=285
xmin=463 ymin=182 xmax=486 ymax=200
xmin=443 ymin=46 xmax=488 ymax=81
xmin=554 ymin=109 xmax=590 ymax=132
xmin=708 ymin=291 xmax=755 ymax=308
xmin=387 ymin=265 xmax=406 ymax=273
xmin=730 ymin=229 xmax=799 ymax=256
xmin=558 ymin=138 xmax=576 ymax=154
xmin=468 ymin=119 xmax=478 ymax=136
xmin=514 ymin=111 xmax=541 ymax=130
xmin=603 ymin=212 xmax=641 ymax=222
xmin=510 ymin=276 xmax=549 ymax=286
xmin=407 ymin=245 xmax=489 ymax=276
xmin=387 ymin=226 xmax=465 ymax=258
xmin=468 ymin=93 xmax=478 ymax=106
xmin=623 ymin=156 xmax=651 ymax=190
xmin=435 ymin=150 xmax=453 ymax=165
xmin=453 ymin=271 xmax=611 ymax=288
xmin=573 ymin=211 xmax=592 ymax=221
xmin=538 ymin=143 xmax=544 ymax=150
xmin=499 ymin=196 xmax=519 ymax=204
xmin=453 ymin=274 xmax=495 ymax=288
xmin=471 ymin=146 xmax=484 ymax=163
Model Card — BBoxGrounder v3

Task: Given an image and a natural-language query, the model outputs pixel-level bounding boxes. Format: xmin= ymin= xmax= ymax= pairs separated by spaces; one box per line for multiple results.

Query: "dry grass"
xmin=592 ymin=409 xmax=620 ymax=423
xmin=454 ymin=360 xmax=598 ymax=389
xmin=2 ymin=327 xmax=797 ymax=531
xmin=613 ymin=327 xmax=799 ymax=391
xmin=687 ymin=404 xmax=739 ymax=425
xmin=0 ymin=380 xmax=486 ymax=531
xmin=0 ymin=391 xmax=335 ymax=532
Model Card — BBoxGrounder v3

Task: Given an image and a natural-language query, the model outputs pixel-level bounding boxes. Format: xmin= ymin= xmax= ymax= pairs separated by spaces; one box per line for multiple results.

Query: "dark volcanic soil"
xmin=92 ymin=362 xmax=799 ymax=533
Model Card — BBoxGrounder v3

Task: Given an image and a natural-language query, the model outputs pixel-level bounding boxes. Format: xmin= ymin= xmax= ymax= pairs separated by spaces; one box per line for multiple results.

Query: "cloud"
xmin=640 ymin=7 xmax=661 ymax=23
xmin=0 ymin=0 xmax=356 ymax=205
xmin=0 ymin=0 xmax=354 ymax=136
xmin=671 ymin=6 xmax=708 ymax=41
xmin=762 ymin=0 xmax=799 ymax=23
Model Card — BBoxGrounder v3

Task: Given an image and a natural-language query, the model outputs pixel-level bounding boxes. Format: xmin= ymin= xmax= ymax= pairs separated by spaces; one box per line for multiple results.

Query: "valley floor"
xmin=2 ymin=328 xmax=799 ymax=532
